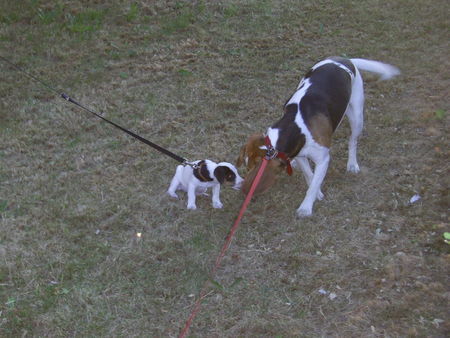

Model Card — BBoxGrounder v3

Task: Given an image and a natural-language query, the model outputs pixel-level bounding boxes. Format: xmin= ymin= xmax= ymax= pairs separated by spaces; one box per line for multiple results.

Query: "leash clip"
xmin=265 ymin=145 xmax=278 ymax=160
xmin=264 ymin=135 xmax=278 ymax=160
xmin=263 ymin=135 xmax=293 ymax=175
xmin=183 ymin=160 xmax=199 ymax=169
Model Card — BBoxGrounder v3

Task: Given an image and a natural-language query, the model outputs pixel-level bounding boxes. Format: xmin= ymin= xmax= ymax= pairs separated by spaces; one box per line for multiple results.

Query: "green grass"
xmin=65 ymin=9 xmax=105 ymax=33
xmin=1 ymin=0 xmax=449 ymax=336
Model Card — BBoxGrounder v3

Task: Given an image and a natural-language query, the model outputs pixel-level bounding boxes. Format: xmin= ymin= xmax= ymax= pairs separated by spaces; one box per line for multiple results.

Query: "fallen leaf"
xmin=409 ymin=194 xmax=421 ymax=204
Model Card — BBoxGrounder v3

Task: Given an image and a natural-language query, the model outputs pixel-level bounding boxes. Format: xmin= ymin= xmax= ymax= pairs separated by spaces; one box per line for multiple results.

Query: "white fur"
xmin=269 ymin=58 xmax=399 ymax=217
xmin=289 ymin=78 xmax=312 ymax=104
xmin=350 ymin=58 xmax=400 ymax=80
xmin=167 ymin=160 xmax=243 ymax=210
xmin=312 ymin=59 xmax=355 ymax=78
xmin=266 ymin=127 xmax=280 ymax=149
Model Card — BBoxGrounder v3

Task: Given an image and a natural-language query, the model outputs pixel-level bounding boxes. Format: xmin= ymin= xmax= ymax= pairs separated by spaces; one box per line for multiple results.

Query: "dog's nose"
xmin=233 ymin=177 xmax=244 ymax=190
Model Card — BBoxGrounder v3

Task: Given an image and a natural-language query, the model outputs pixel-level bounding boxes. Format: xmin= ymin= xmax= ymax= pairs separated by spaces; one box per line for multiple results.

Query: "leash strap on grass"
xmin=0 ymin=55 xmax=187 ymax=164
xmin=179 ymin=158 xmax=269 ymax=338
xmin=60 ymin=93 xmax=187 ymax=163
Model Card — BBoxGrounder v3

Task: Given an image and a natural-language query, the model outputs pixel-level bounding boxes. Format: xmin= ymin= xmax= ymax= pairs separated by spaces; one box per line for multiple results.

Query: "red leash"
xmin=179 ymin=158 xmax=269 ymax=338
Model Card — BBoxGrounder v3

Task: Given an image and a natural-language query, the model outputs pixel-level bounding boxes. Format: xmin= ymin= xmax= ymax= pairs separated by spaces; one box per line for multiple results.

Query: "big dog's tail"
xmin=351 ymin=58 xmax=400 ymax=80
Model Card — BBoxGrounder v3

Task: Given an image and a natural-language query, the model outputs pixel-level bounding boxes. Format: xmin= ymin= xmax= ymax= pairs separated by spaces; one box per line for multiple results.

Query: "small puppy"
xmin=167 ymin=160 xmax=243 ymax=210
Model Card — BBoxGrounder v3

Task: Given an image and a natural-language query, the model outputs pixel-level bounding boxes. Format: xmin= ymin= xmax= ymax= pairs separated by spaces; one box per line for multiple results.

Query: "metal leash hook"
xmin=265 ymin=144 xmax=278 ymax=160
xmin=182 ymin=160 xmax=199 ymax=170
xmin=61 ymin=93 xmax=75 ymax=103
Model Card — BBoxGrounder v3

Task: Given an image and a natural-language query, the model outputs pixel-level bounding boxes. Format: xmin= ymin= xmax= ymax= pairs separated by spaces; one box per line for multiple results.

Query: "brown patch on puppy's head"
xmin=236 ymin=133 xmax=266 ymax=170
xmin=241 ymin=158 xmax=284 ymax=196
xmin=215 ymin=162 xmax=243 ymax=189
xmin=214 ymin=165 xmax=237 ymax=185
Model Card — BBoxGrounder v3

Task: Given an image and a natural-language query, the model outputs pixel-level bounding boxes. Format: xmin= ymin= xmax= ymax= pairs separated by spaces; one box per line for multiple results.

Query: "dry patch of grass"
xmin=1 ymin=0 xmax=449 ymax=336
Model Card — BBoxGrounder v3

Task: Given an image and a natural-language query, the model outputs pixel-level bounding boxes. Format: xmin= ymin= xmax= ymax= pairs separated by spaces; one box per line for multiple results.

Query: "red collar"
xmin=264 ymin=136 xmax=293 ymax=176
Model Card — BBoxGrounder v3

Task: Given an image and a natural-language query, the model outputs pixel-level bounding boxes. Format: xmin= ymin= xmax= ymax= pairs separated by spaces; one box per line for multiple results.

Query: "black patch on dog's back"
xmin=284 ymin=103 xmax=298 ymax=115
xmin=272 ymin=57 xmax=354 ymax=157
xmin=300 ymin=63 xmax=352 ymax=131
xmin=329 ymin=56 xmax=356 ymax=74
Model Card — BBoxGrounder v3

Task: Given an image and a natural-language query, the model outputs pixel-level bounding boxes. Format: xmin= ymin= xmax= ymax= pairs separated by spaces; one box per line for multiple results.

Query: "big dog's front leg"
xmin=295 ymin=157 xmax=324 ymax=201
xmin=296 ymin=151 xmax=330 ymax=217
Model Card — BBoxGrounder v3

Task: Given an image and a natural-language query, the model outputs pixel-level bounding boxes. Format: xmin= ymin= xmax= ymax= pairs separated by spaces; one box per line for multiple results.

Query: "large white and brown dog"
xmin=168 ymin=160 xmax=243 ymax=210
xmin=237 ymin=56 xmax=400 ymax=217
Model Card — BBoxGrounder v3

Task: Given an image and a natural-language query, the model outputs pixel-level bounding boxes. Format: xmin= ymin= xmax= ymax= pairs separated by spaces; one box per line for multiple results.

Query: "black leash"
xmin=0 ymin=55 xmax=188 ymax=164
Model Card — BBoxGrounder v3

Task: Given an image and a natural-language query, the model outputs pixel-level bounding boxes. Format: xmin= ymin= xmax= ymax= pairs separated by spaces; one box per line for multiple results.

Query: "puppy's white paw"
xmin=213 ymin=201 xmax=223 ymax=209
xmin=187 ymin=204 xmax=197 ymax=210
xmin=347 ymin=162 xmax=360 ymax=173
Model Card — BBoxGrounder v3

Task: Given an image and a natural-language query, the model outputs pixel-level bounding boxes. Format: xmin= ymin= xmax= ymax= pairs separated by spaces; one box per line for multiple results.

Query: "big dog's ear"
xmin=246 ymin=134 xmax=266 ymax=170
xmin=236 ymin=133 xmax=266 ymax=169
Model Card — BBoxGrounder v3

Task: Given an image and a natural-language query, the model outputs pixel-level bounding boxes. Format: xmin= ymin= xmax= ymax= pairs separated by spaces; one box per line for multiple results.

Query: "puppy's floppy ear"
xmin=214 ymin=166 xmax=233 ymax=184
xmin=236 ymin=144 xmax=247 ymax=168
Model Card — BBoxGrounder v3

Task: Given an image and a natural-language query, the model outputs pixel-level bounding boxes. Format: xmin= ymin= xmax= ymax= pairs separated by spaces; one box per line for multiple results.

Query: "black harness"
xmin=192 ymin=161 xmax=213 ymax=182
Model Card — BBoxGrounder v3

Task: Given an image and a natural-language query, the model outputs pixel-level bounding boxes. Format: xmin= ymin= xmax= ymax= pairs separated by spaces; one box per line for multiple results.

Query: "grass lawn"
xmin=1 ymin=0 xmax=448 ymax=336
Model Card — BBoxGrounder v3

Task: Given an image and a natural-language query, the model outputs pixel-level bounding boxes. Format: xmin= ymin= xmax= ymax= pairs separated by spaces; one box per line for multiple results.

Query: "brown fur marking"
xmin=306 ymin=114 xmax=333 ymax=148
